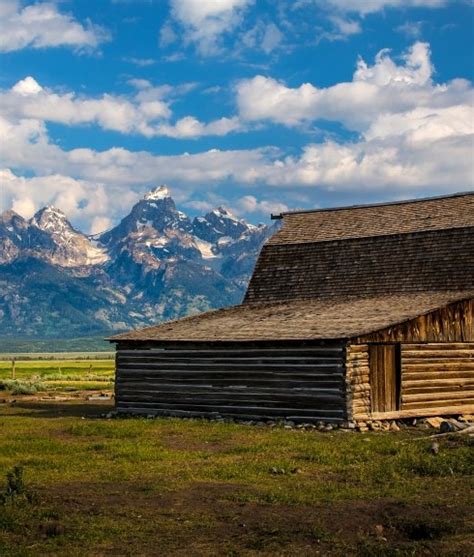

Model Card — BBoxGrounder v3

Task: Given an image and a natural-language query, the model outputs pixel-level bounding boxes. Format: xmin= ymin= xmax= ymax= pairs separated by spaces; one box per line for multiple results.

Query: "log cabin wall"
xmin=347 ymin=299 xmax=474 ymax=420
xmin=115 ymin=341 xmax=347 ymax=423
xmin=345 ymin=344 xmax=370 ymax=421
xmin=400 ymin=343 xmax=474 ymax=415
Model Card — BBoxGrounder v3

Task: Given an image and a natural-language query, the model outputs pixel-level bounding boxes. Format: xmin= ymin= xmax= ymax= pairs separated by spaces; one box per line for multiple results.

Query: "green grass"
xmin=0 ymin=359 xmax=115 ymax=393
xmin=0 ymin=401 xmax=473 ymax=556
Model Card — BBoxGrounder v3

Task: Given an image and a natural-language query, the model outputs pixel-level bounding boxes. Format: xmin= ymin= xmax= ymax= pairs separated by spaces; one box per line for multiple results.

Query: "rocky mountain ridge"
xmin=0 ymin=186 xmax=277 ymax=338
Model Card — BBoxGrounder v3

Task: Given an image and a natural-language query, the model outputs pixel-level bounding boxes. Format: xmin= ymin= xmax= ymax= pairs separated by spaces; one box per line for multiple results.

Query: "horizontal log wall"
xmin=115 ymin=342 xmax=347 ymax=423
xmin=345 ymin=344 xmax=371 ymax=421
xmin=348 ymin=341 xmax=474 ymax=420
xmin=400 ymin=343 xmax=474 ymax=412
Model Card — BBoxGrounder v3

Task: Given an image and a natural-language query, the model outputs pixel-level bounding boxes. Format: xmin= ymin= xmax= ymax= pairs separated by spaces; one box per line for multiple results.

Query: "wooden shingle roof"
xmin=244 ymin=226 xmax=474 ymax=304
xmin=110 ymin=291 xmax=474 ymax=342
xmin=270 ymin=192 xmax=474 ymax=245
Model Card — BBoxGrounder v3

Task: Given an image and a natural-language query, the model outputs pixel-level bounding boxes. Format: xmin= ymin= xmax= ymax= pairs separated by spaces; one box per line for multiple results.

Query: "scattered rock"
xmin=390 ymin=421 xmax=400 ymax=432
xmin=270 ymin=467 xmax=286 ymax=475
xmin=426 ymin=417 xmax=444 ymax=429
xmin=430 ymin=441 xmax=440 ymax=455
xmin=459 ymin=414 xmax=474 ymax=423
xmin=374 ymin=524 xmax=387 ymax=541
xmin=440 ymin=421 xmax=456 ymax=434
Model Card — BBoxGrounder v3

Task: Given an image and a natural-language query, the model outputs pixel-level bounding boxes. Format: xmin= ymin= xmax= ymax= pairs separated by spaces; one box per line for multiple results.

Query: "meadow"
xmin=0 ymin=359 xmax=473 ymax=555
xmin=0 ymin=355 xmax=115 ymax=394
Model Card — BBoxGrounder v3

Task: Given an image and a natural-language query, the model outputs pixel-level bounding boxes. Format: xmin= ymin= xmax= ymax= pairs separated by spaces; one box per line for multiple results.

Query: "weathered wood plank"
xmin=118 ymin=347 xmax=344 ymax=357
xmin=402 ymin=390 xmax=474 ymax=402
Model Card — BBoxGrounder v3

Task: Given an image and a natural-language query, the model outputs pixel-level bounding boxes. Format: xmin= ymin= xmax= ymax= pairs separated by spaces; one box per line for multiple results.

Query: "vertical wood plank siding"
xmin=355 ymin=299 xmax=473 ymax=343
xmin=401 ymin=343 xmax=474 ymax=411
xmin=115 ymin=342 xmax=347 ymax=422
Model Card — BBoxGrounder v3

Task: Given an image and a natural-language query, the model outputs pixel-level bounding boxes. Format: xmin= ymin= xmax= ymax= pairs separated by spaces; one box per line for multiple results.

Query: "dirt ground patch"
xmin=12 ymin=481 xmax=472 ymax=556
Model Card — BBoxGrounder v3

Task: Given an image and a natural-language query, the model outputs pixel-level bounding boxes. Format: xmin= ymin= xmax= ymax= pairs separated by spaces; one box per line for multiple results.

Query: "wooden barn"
xmin=110 ymin=192 xmax=474 ymax=423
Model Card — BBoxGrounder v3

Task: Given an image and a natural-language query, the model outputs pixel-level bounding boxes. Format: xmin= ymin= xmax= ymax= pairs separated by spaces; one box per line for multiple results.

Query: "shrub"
xmin=0 ymin=379 xmax=43 ymax=395
xmin=0 ymin=466 xmax=34 ymax=505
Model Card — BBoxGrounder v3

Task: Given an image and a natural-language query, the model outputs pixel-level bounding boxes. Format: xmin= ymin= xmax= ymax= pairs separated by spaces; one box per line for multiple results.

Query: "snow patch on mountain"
xmin=0 ymin=183 xmax=277 ymax=338
xmin=144 ymin=185 xmax=171 ymax=201
xmin=194 ymin=237 xmax=220 ymax=259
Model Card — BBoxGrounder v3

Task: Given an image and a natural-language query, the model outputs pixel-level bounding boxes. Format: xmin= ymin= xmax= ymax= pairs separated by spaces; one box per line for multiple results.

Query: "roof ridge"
xmin=267 ymin=223 xmax=474 ymax=246
xmin=271 ymin=190 xmax=474 ymax=219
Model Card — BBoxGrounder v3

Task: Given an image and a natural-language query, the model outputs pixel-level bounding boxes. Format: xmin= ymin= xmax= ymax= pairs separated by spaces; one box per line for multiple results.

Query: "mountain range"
xmin=0 ymin=186 xmax=277 ymax=339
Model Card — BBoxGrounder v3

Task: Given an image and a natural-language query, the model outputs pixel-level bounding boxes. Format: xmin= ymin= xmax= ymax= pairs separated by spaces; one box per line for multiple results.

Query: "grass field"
xmin=0 ymin=357 xmax=115 ymax=393
xmin=0 ymin=399 xmax=473 ymax=556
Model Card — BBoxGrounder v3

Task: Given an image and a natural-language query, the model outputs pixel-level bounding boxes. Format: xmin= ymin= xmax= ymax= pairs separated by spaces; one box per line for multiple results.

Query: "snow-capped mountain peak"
xmin=144 ymin=185 xmax=171 ymax=201
xmin=31 ymin=205 xmax=75 ymax=237
xmin=0 ymin=188 xmax=277 ymax=339
xmin=27 ymin=205 xmax=109 ymax=267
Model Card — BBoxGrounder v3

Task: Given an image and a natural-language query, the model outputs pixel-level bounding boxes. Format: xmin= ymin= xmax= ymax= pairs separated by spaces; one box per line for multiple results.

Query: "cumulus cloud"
xmin=314 ymin=0 xmax=447 ymax=16
xmin=1 ymin=41 xmax=472 ymax=231
xmin=122 ymin=56 xmax=156 ymax=67
xmin=0 ymin=0 xmax=109 ymax=53
xmin=305 ymin=0 xmax=447 ymax=40
xmin=237 ymin=43 xmax=470 ymax=131
xmin=239 ymin=19 xmax=285 ymax=54
xmin=236 ymin=195 xmax=289 ymax=216
xmin=0 ymin=76 xmax=242 ymax=139
xmin=168 ymin=0 xmax=254 ymax=54
xmin=0 ymin=168 xmax=131 ymax=233
xmin=156 ymin=116 xmax=243 ymax=138
xmin=234 ymin=42 xmax=473 ymax=194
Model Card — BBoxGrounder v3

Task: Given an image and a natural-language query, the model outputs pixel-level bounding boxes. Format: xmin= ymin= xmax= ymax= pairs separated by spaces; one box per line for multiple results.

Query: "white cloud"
xmin=169 ymin=0 xmax=254 ymax=54
xmin=11 ymin=75 xmax=43 ymax=95
xmin=0 ymin=1 xmax=109 ymax=53
xmin=396 ymin=20 xmax=424 ymax=38
xmin=327 ymin=15 xmax=362 ymax=37
xmin=240 ymin=20 xmax=284 ymax=54
xmin=159 ymin=21 xmax=178 ymax=47
xmin=234 ymin=42 xmax=473 ymax=194
xmin=1 ymin=41 xmax=472 ymax=231
xmin=0 ymin=76 xmax=171 ymax=136
xmin=236 ymin=195 xmax=289 ymax=215
xmin=156 ymin=116 xmax=243 ymax=138
xmin=0 ymin=76 xmax=241 ymax=139
xmin=237 ymin=43 xmax=470 ymax=131
xmin=305 ymin=0 xmax=447 ymax=40
xmin=90 ymin=216 xmax=113 ymax=235
xmin=122 ymin=57 xmax=156 ymax=67
xmin=261 ymin=23 xmax=283 ymax=54
xmin=0 ymin=168 xmax=129 ymax=234
xmin=315 ymin=0 xmax=447 ymax=16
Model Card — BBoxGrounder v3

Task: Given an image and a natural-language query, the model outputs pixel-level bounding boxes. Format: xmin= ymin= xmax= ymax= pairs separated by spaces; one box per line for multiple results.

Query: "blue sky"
xmin=0 ymin=0 xmax=473 ymax=233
